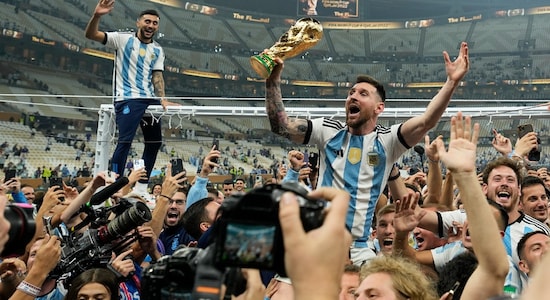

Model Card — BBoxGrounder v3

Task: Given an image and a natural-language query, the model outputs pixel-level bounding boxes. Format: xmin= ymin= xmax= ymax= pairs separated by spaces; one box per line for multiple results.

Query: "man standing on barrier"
xmin=85 ymin=0 xmax=178 ymax=196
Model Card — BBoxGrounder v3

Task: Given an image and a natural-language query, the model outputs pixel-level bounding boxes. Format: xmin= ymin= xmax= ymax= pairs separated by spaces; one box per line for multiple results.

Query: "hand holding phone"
xmin=211 ymin=140 xmax=220 ymax=164
xmin=517 ymin=124 xmax=541 ymax=161
xmin=171 ymin=158 xmax=186 ymax=177
xmin=133 ymin=159 xmax=145 ymax=170
xmin=517 ymin=124 xmax=534 ymax=138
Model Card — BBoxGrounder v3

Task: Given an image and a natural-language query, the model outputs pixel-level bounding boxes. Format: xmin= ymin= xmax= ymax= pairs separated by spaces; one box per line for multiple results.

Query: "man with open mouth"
xmin=265 ymin=39 xmax=470 ymax=265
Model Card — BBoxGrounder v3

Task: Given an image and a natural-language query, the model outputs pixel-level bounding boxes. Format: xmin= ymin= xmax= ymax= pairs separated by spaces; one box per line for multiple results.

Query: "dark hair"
xmin=64 ymin=268 xmax=120 ymax=300
xmin=234 ymin=178 xmax=246 ymax=184
xmin=436 ymin=252 xmax=478 ymax=298
xmin=356 ymin=75 xmax=386 ymax=102
xmin=223 ymin=179 xmax=234 ymax=186
xmin=183 ymin=197 xmax=217 ymax=240
xmin=207 ymin=187 xmax=219 ymax=196
xmin=481 ymin=157 xmax=521 ymax=186
xmin=139 ymin=9 xmax=159 ymax=18
xmin=517 ymin=231 xmax=548 ymax=260
xmin=521 ymin=176 xmax=549 ymax=200
xmin=487 ymin=199 xmax=509 ymax=231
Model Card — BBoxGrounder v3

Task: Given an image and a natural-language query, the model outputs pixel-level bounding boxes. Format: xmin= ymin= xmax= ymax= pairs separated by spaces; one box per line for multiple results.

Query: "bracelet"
xmin=17 ymin=281 xmax=41 ymax=297
xmin=428 ymin=158 xmax=439 ymax=164
xmin=159 ymin=194 xmax=171 ymax=200
xmin=388 ymin=172 xmax=401 ymax=181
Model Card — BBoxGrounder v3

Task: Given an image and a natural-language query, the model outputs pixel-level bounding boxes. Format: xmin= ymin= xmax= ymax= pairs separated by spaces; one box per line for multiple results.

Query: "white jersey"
xmin=306 ymin=118 xmax=408 ymax=246
xmin=431 ymin=240 xmax=468 ymax=274
xmin=104 ymin=31 xmax=165 ymax=101
xmin=504 ymin=213 xmax=550 ymax=293
xmin=440 ymin=210 xmax=550 ymax=294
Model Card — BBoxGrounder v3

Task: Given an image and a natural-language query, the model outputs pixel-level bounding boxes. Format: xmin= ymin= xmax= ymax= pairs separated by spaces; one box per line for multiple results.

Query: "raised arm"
xmin=435 ymin=112 xmax=508 ymax=300
xmin=423 ymin=135 xmax=443 ymax=205
xmin=400 ymin=42 xmax=469 ymax=147
xmin=84 ymin=0 xmax=114 ymax=42
xmin=393 ymin=192 xmax=435 ymax=269
xmin=265 ymin=57 xmax=308 ymax=144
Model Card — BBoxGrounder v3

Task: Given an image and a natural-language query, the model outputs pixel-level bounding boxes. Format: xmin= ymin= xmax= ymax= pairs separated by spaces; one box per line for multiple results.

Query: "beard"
xmin=139 ymin=28 xmax=156 ymax=40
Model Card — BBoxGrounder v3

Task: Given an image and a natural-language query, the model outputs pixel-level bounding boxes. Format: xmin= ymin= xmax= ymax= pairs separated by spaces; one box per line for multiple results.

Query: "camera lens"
xmin=101 ymin=201 xmax=152 ymax=242
xmin=2 ymin=204 xmax=36 ymax=257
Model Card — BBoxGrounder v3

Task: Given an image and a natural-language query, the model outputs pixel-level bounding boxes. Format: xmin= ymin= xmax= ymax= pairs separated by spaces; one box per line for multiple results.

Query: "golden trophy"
xmin=250 ymin=17 xmax=323 ymax=79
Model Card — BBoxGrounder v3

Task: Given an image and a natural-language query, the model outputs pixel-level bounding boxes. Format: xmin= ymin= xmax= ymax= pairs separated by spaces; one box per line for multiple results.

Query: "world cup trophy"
xmin=250 ymin=17 xmax=323 ymax=79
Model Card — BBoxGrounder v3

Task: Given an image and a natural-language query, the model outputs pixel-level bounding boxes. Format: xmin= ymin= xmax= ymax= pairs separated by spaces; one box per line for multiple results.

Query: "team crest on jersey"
xmin=139 ymin=48 xmax=146 ymax=57
xmin=347 ymin=148 xmax=362 ymax=164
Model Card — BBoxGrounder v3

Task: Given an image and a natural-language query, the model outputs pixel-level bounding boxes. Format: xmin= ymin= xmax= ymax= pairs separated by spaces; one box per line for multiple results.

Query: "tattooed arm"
xmin=265 ymin=57 xmax=308 ymax=144
xmin=152 ymin=70 xmax=165 ymax=98
xmin=153 ymin=70 xmax=179 ymax=109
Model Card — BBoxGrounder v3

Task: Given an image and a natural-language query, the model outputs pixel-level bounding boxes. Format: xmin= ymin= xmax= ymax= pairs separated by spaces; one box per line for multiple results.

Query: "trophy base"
xmin=250 ymin=54 xmax=276 ymax=79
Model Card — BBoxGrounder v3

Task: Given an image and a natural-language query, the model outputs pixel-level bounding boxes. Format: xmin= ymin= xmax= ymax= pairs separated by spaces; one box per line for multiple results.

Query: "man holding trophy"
xmin=260 ymin=18 xmax=470 ymax=264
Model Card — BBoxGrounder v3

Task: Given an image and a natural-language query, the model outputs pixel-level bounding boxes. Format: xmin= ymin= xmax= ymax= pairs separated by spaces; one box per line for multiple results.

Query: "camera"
xmin=142 ymin=246 xmax=205 ymax=299
xmin=141 ymin=182 xmax=327 ymax=299
xmin=2 ymin=204 xmax=36 ymax=257
xmin=51 ymin=199 xmax=152 ymax=283
xmin=212 ymin=181 xmax=327 ymax=276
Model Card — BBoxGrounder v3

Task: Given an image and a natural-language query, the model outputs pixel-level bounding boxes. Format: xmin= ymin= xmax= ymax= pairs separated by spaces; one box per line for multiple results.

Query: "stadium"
xmin=1 ymin=0 xmax=550 ymax=182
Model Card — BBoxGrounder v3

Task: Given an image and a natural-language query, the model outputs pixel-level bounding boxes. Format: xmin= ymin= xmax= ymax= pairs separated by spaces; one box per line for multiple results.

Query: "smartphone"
xmin=517 ymin=124 xmax=534 ymax=138
xmin=517 ymin=124 xmax=541 ymax=161
xmin=255 ymin=175 xmax=262 ymax=183
xmin=50 ymin=177 xmax=63 ymax=189
xmin=133 ymin=159 xmax=145 ymax=170
xmin=4 ymin=169 xmax=16 ymax=181
xmin=49 ymin=177 xmax=65 ymax=201
xmin=212 ymin=140 xmax=220 ymax=164
xmin=171 ymin=158 xmax=186 ymax=176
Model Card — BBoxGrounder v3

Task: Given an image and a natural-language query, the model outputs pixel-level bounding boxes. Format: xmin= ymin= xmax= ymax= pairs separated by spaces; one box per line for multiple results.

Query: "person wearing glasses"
xmin=158 ymin=188 xmax=196 ymax=255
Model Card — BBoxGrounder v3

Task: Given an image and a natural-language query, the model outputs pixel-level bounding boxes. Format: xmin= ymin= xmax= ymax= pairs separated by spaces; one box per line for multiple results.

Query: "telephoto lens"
xmin=99 ymin=201 xmax=152 ymax=243
xmin=2 ymin=204 xmax=36 ymax=258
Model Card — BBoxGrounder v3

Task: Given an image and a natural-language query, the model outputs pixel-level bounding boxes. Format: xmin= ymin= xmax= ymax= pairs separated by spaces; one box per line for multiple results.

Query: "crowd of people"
xmin=3 ymin=0 xmax=550 ymax=299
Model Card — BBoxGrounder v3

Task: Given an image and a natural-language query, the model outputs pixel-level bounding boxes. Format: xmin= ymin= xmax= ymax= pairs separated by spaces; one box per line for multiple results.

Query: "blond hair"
xmin=361 ymin=256 xmax=438 ymax=300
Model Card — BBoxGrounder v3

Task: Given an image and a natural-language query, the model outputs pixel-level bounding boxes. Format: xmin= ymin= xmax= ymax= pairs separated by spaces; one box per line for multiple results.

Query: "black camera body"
xmin=141 ymin=183 xmax=327 ymax=299
xmin=142 ymin=246 xmax=205 ymax=299
xmin=212 ymin=182 xmax=327 ymax=276
xmin=52 ymin=200 xmax=152 ymax=283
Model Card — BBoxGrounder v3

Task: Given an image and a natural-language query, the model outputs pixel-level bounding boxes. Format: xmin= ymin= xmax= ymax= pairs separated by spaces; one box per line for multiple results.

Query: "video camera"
xmin=50 ymin=198 xmax=152 ymax=284
xmin=142 ymin=182 xmax=328 ymax=299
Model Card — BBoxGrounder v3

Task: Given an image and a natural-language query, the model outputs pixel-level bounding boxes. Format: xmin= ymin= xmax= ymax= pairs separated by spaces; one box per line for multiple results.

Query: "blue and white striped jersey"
xmin=306 ymin=118 xmax=408 ymax=245
xmin=105 ymin=31 xmax=165 ymax=102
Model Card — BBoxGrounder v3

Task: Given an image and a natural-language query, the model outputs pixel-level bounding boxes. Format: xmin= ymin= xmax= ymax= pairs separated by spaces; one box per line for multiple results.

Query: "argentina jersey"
xmin=503 ymin=212 xmax=550 ymax=294
xmin=306 ymin=118 xmax=408 ymax=245
xmin=105 ymin=31 xmax=165 ymax=101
